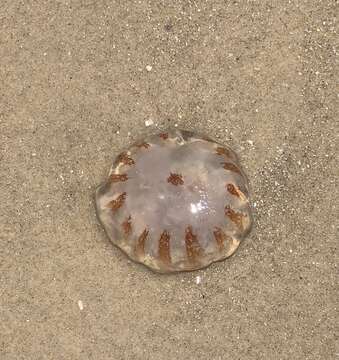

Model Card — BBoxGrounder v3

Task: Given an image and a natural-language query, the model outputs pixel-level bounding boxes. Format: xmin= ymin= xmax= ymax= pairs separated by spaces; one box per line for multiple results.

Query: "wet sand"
xmin=1 ymin=1 xmax=337 ymax=359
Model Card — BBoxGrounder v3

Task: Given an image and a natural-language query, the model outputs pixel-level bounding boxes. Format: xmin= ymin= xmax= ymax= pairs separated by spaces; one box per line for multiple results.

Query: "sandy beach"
xmin=1 ymin=1 xmax=337 ymax=359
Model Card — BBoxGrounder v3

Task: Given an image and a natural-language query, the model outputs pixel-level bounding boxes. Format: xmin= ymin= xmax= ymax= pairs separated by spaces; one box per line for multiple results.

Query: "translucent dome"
xmin=95 ymin=129 xmax=252 ymax=273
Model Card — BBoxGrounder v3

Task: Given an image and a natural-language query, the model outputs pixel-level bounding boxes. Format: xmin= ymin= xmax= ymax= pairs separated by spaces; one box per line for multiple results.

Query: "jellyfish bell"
xmin=95 ymin=129 xmax=252 ymax=273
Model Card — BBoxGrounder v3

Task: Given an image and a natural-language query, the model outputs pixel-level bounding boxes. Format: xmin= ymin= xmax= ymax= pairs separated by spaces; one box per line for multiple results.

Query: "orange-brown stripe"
xmin=185 ymin=226 xmax=203 ymax=261
xmin=159 ymin=133 xmax=169 ymax=140
xmin=222 ymin=162 xmax=241 ymax=175
xmin=136 ymin=142 xmax=150 ymax=149
xmin=121 ymin=215 xmax=132 ymax=236
xmin=213 ymin=227 xmax=226 ymax=251
xmin=227 ymin=183 xmax=239 ymax=197
xmin=227 ymin=183 xmax=246 ymax=200
xmin=216 ymin=146 xmax=231 ymax=157
xmin=158 ymin=230 xmax=171 ymax=264
xmin=106 ymin=192 xmax=126 ymax=213
xmin=167 ymin=173 xmax=184 ymax=186
xmin=136 ymin=229 xmax=148 ymax=257
xmin=214 ymin=227 xmax=234 ymax=251
xmin=225 ymin=205 xmax=244 ymax=230
xmin=114 ymin=152 xmax=135 ymax=166
xmin=109 ymin=173 xmax=128 ymax=183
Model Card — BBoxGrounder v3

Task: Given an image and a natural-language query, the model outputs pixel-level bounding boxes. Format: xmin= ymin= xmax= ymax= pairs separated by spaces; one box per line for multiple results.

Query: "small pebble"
xmin=78 ymin=300 xmax=84 ymax=311
xmin=145 ymin=119 xmax=154 ymax=127
xmin=146 ymin=65 xmax=152 ymax=72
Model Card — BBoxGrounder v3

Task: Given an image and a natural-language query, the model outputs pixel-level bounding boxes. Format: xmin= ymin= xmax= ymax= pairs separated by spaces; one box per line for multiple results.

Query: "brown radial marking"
xmin=114 ymin=152 xmax=135 ymax=166
xmin=109 ymin=173 xmax=128 ymax=183
xmin=226 ymin=183 xmax=246 ymax=200
xmin=136 ymin=229 xmax=148 ymax=256
xmin=167 ymin=173 xmax=184 ymax=186
xmin=222 ymin=162 xmax=241 ymax=175
xmin=227 ymin=183 xmax=240 ymax=197
xmin=158 ymin=230 xmax=171 ymax=264
xmin=213 ymin=227 xmax=226 ymax=251
xmin=136 ymin=142 xmax=150 ymax=149
xmin=159 ymin=132 xmax=169 ymax=140
xmin=185 ymin=226 xmax=203 ymax=261
xmin=214 ymin=227 xmax=234 ymax=252
xmin=216 ymin=146 xmax=231 ymax=157
xmin=121 ymin=216 xmax=132 ymax=236
xmin=106 ymin=192 xmax=126 ymax=213
xmin=225 ymin=205 xmax=244 ymax=231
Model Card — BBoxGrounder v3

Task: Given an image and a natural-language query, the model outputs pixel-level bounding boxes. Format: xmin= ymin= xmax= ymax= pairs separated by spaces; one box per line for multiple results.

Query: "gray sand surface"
xmin=1 ymin=1 xmax=337 ymax=359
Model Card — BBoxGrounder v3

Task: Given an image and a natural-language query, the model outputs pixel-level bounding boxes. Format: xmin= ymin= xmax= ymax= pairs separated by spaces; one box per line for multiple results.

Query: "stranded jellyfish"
xmin=95 ymin=129 xmax=252 ymax=273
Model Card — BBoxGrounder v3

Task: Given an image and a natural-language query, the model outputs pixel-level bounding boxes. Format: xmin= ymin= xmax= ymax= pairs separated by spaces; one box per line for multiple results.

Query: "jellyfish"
xmin=95 ymin=129 xmax=252 ymax=273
